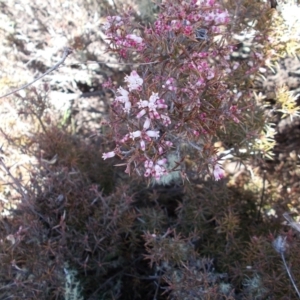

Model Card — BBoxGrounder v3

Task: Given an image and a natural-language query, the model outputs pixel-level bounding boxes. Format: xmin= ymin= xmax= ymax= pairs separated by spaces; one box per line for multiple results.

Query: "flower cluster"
xmin=152 ymin=0 xmax=230 ymax=37
xmin=101 ymin=0 xmax=269 ymax=182
xmin=102 ymin=15 xmax=145 ymax=57
xmin=102 ymin=16 xmax=123 ymax=31
xmin=102 ymin=71 xmax=173 ymax=180
xmin=144 ymin=159 xmax=168 ymax=180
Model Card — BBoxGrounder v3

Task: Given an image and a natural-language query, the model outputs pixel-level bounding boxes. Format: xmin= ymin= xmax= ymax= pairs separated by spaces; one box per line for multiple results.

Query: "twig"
xmin=256 ymin=170 xmax=266 ymax=222
xmin=68 ymin=59 xmax=161 ymax=67
xmin=281 ymin=251 xmax=300 ymax=299
xmin=0 ymin=156 xmax=50 ymax=224
xmin=0 ymin=194 xmax=9 ymax=203
xmin=0 ymin=47 xmax=73 ymax=99
xmin=153 ymin=271 xmax=162 ymax=300
xmin=273 ymin=235 xmax=300 ymax=299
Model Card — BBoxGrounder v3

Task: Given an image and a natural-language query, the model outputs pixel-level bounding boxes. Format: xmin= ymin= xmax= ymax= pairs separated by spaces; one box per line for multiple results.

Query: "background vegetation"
xmin=0 ymin=0 xmax=300 ymax=299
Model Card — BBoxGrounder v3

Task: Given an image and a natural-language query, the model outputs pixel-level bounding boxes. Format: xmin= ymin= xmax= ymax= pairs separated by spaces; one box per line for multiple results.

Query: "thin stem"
xmin=281 ymin=251 xmax=300 ymax=299
xmin=0 ymin=47 xmax=73 ymax=99
xmin=0 ymin=157 xmax=49 ymax=224
xmin=256 ymin=170 xmax=266 ymax=222
xmin=153 ymin=271 xmax=162 ymax=300
xmin=68 ymin=59 xmax=161 ymax=67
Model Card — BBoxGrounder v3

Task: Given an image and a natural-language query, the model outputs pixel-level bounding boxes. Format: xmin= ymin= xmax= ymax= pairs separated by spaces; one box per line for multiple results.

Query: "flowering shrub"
xmin=101 ymin=0 xmax=270 ymax=182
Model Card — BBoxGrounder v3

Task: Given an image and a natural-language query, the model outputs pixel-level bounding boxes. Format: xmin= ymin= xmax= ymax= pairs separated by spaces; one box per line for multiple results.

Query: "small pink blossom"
xmin=144 ymin=168 xmax=151 ymax=177
xmin=144 ymin=160 xmax=154 ymax=169
xmin=144 ymin=159 xmax=167 ymax=179
xmin=140 ymin=140 xmax=146 ymax=151
xmin=126 ymin=34 xmax=144 ymax=45
xmin=146 ymin=130 xmax=160 ymax=138
xmin=115 ymin=87 xmax=132 ymax=112
xmin=157 ymin=158 xmax=167 ymax=165
xmin=102 ymin=151 xmax=116 ymax=160
xmin=165 ymin=78 xmax=176 ymax=87
xmin=137 ymin=92 xmax=168 ymax=120
xmin=138 ymin=100 xmax=149 ymax=109
xmin=196 ymin=77 xmax=205 ymax=86
xmin=120 ymin=134 xmax=130 ymax=143
xmin=193 ymin=130 xmax=200 ymax=137
xmin=183 ymin=25 xmax=193 ymax=36
xmin=161 ymin=114 xmax=171 ymax=126
xmin=115 ymin=87 xmax=129 ymax=103
xmin=233 ymin=62 xmax=240 ymax=70
xmin=149 ymin=93 xmax=159 ymax=108
xmin=143 ymin=117 xmax=151 ymax=130
xmin=102 ymin=16 xmax=123 ymax=31
xmin=102 ymin=79 xmax=113 ymax=89
xmin=205 ymin=0 xmax=215 ymax=6
xmin=164 ymin=141 xmax=173 ymax=148
xmin=213 ymin=164 xmax=224 ymax=181
xmin=124 ymin=71 xmax=143 ymax=91
xmin=124 ymin=100 xmax=131 ymax=113
xmin=207 ymin=69 xmax=215 ymax=80
xmin=153 ymin=164 xmax=167 ymax=180
xmin=123 ymin=34 xmax=145 ymax=51
xmin=137 ymin=109 xmax=147 ymax=119
xmin=128 ymin=128 xmax=159 ymax=151
xmin=214 ymin=11 xmax=229 ymax=24
xmin=129 ymin=130 xmax=142 ymax=139
xmin=232 ymin=116 xmax=240 ymax=123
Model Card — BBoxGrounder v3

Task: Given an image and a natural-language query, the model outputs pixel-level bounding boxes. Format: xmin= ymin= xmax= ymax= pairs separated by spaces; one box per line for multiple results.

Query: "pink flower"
xmin=233 ymin=62 xmax=240 ymax=70
xmin=153 ymin=164 xmax=167 ymax=180
xmin=143 ymin=117 xmax=151 ymax=130
xmin=102 ymin=151 xmax=116 ymax=160
xmin=183 ymin=25 xmax=193 ymax=35
xmin=207 ymin=69 xmax=215 ymax=80
xmin=157 ymin=158 xmax=167 ymax=165
xmin=102 ymin=16 xmax=123 ymax=31
xmin=146 ymin=130 xmax=160 ymax=138
xmin=140 ymin=140 xmax=146 ymax=151
xmin=129 ymin=130 xmax=142 ymax=139
xmin=164 ymin=141 xmax=173 ymax=147
xmin=137 ymin=92 xmax=168 ymax=120
xmin=213 ymin=164 xmax=224 ymax=181
xmin=144 ymin=158 xmax=167 ymax=179
xmin=127 ymin=127 xmax=159 ymax=151
xmin=161 ymin=114 xmax=171 ymax=126
xmin=205 ymin=0 xmax=215 ymax=6
xmin=136 ymin=109 xmax=147 ymax=119
xmin=144 ymin=168 xmax=151 ymax=177
xmin=215 ymin=11 xmax=229 ymax=24
xmin=123 ymin=34 xmax=145 ymax=51
xmin=144 ymin=160 xmax=154 ymax=169
xmin=124 ymin=100 xmax=131 ymax=113
xmin=115 ymin=87 xmax=129 ymax=103
xmin=115 ymin=87 xmax=131 ymax=112
xmin=128 ymin=128 xmax=159 ymax=151
xmin=196 ymin=77 xmax=205 ymax=86
xmin=124 ymin=71 xmax=143 ymax=91
xmin=126 ymin=34 xmax=144 ymax=45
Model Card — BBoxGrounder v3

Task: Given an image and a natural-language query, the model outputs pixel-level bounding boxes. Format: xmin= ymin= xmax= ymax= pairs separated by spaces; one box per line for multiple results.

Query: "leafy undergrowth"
xmin=1 ymin=123 xmax=300 ymax=299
